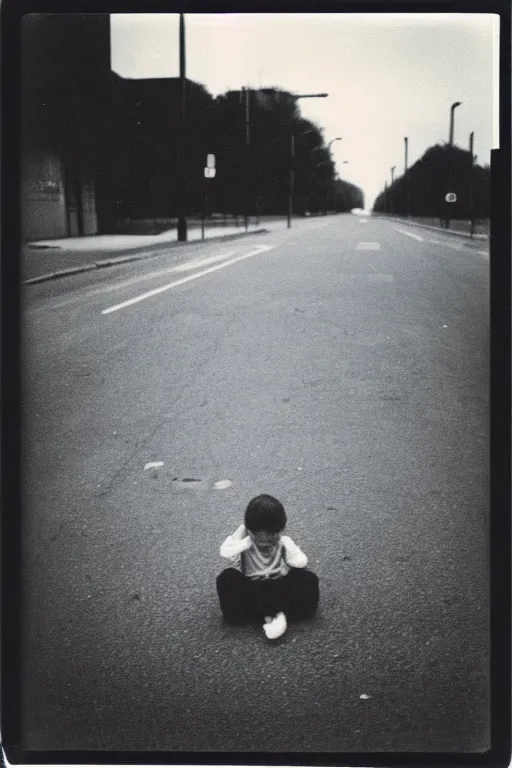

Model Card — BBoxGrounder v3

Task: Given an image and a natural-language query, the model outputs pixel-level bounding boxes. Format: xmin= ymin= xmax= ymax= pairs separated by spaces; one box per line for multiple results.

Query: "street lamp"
xmin=404 ymin=137 xmax=410 ymax=217
xmin=177 ymin=13 xmax=187 ymax=241
xmin=469 ymin=131 xmax=475 ymax=238
xmin=288 ymin=92 xmax=329 ymax=228
xmin=327 ymin=137 xmax=342 ymax=151
xmin=449 ymin=101 xmax=462 ymax=145
xmin=445 ymin=101 xmax=462 ymax=229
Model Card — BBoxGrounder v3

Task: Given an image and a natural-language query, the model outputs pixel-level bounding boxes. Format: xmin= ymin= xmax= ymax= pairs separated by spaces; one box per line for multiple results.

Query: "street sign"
xmin=206 ymin=154 xmax=216 ymax=169
xmin=445 ymin=192 xmax=457 ymax=203
xmin=204 ymin=167 xmax=216 ymax=178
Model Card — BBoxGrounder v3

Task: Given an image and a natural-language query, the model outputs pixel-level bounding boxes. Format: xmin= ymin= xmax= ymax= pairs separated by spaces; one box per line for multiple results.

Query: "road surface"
xmin=21 ymin=213 xmax=490 ymax=752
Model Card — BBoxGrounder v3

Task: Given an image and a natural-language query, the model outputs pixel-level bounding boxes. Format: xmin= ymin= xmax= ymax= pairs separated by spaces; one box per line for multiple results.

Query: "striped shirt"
xmin=241 ymin=540 xmax=290 ymax=581
xmin=220 ymin=525 xmax=308 ymax=581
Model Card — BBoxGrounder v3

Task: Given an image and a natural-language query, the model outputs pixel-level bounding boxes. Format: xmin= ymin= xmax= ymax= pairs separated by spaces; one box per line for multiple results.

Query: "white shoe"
xmin=263 ymin=612 xmax=287 ymax=639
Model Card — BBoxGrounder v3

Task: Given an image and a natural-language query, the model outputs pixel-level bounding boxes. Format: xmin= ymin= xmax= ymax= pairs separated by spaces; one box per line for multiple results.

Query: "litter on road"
xmin=213 ymin=479 xmax=233 ymax=490
xmin=144 ymin=461 xmax=164 ymax=471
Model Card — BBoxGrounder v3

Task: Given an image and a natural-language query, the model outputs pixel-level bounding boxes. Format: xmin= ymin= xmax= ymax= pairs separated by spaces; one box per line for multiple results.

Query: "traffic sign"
xmin=206 ymin=154 xmax=216 ymax=169
xmin=204 ymin=167 xmax=216 ymax=178
xmin=445 ymin=192 xmax=457 ymax=203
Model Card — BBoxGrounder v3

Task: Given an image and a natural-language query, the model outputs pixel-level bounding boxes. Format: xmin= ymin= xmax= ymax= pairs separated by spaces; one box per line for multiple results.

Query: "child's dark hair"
xmin=244 ymin=494 xmax=287 ymax=533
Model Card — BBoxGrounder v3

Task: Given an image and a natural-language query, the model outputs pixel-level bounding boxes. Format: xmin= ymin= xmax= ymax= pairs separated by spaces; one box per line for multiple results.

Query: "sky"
xmin=110 ymin=13 xmax=499 ymax=208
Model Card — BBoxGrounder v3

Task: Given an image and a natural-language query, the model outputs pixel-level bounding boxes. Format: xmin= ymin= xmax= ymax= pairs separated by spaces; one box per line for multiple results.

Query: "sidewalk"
xmin=22 ymin=221 xmax=276 ymax=284
xmin=22 ymin=214 xmax=336 ymax=284
xmin=378 ymin=215 xmax=489 ymax=241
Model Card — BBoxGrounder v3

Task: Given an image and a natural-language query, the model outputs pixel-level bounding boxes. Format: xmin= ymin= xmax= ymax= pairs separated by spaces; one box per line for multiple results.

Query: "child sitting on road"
xmin=216 ymin=494 xmax=319 ymax=639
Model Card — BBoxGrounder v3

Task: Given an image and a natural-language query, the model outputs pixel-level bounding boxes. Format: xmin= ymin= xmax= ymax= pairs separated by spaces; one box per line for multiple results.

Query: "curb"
xmin=23 ymin=228 xmax=269 ymax=285
xmin=381 ymin=216 xmax=488 ymax=240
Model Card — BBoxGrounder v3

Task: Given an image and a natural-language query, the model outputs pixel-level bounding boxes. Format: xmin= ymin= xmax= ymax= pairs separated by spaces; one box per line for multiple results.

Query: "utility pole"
xmin=176 ymin=13 xmax=187 ymax=241
xmin=445 ymin=101 xmax=461 ymax=230
xmin=384 ymin=180 xmax=388 ymax=214
xmin=244 ymin=87 xmax=250 ymax=233
xmin=288 ymin=134 xmax=295 ymax=228
xmin=404 ymin=137 xmax=410 ymax=218
xmin=390 ymin=166 xmax=396 ymax=214
xmin=449 ymin=101 xmax=462 ymax=146
xmin=287 ymin=92 xmax=328 ymax=228
xmin=469 ymin=131 xmax=475 ymax=238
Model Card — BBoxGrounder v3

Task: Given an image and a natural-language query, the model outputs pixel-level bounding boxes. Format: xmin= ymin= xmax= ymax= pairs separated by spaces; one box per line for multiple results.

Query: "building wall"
xmin=21 ymin=14 xmax=110 ymax=240
xmin=21 ymin=149 xmax=68 ymax=241
xmin=81 ymin=179 xmax=98 ymax=235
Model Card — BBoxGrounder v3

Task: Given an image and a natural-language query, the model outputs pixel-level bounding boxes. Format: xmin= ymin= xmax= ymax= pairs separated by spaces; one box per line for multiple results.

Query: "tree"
xmin=373 ymin=143 xmax=490 ymax=219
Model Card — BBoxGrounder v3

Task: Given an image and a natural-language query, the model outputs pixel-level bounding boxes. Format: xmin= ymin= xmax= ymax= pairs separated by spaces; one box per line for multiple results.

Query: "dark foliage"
xmin=373 ymin=144 xmax=489 ymax=219
xmin=101 ymin=80 xmax=364 ymax=224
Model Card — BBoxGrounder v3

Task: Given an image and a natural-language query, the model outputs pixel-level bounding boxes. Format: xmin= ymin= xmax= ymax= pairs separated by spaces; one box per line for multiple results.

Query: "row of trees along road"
xmin=102 ymin=77 xmax=364 ymax=228
xmin=372 ymin=144 xmax=490 ymax=220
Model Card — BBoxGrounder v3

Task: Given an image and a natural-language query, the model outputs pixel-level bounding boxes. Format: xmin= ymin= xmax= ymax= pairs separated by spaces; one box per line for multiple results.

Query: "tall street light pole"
xmin=327 ymin=137 xmax=342 ymax=151
xmin=288 ymin=92 xmax=328 ymax=228
xmin=326 ymin=138 xmax=341 ymax=213
xmin=390 ymin=166 xmax=396 ymax=214
xmin=445 ymin=101 xmax=461 ymax=230
xmin=449 ymin=101 xmax=462 ymax=145
xmin=390 ymin=165 xmax=396 ymax=215
xmin=469 ymin=131 xmax=475 ymax=238
xmin=177 ymin=13 xmax=187 ymax=241
xmin=404 ymin=137 xmax=410 ymax=218
xmin=242 ymin=87 xmax=250 ymax=233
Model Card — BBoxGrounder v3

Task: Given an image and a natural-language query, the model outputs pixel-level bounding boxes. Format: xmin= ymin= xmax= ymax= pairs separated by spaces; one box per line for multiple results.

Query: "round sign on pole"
xmin=445 ymin=192 xmax=457 ymax=203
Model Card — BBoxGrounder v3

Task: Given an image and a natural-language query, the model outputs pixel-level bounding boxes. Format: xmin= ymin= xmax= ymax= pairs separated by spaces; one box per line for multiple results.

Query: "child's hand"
xmin=219 ymin=524 xmax=252 ymax=558
xmin=232 ymin=523 xmax=247 ymax=540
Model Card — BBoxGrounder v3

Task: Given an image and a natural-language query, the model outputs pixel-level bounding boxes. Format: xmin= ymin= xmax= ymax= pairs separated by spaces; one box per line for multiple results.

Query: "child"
xmin=216 ymin=494 xmax=319 ymax=639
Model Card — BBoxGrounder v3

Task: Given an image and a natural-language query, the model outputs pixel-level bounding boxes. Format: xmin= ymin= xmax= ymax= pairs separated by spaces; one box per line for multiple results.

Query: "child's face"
xmin=248 ymin=529 xmax=282 ymax=555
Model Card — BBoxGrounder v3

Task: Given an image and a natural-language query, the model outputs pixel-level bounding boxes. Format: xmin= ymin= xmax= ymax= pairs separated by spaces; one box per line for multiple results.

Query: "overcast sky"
xmin=111 ymin=13 xmax=499 ymax=208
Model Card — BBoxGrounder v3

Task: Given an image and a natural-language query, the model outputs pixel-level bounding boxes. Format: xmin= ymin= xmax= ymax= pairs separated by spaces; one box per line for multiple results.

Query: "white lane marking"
xmin=392 ymin=227 xmax=424 ymax=242
xmin=102 ymin=244 xmax=276 ymax=315
xmin=28 ymin=250 xmax=239 ymax=314
xmin=430 ymin=240 xmax=462 ymax=251
xmin=360 ymin=219 xmax=368 ymax=223
xmin=476 ymin=250 xmax=489 ymax=258
xmin=173 ymin=250 xmax=238 ymax=272
xmin=356 ymin=242 xmax=381 ymax=250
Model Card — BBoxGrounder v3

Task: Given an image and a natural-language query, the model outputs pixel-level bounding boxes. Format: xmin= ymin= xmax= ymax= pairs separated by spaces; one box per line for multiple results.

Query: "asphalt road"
xmin=21 ymin=213 xmax=490 ymax=752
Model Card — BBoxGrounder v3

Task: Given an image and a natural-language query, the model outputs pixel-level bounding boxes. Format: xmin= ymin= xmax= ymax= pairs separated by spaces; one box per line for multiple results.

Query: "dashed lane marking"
xmin=367 ymin=273 xmax=394 ymax=282
xmin=356 ymin=242 xmax=381 ymax=250
xmin=427 ymin=238 xmax=462 ymax=251
xmin=392 ymin=227 xmax=424 ymax=242
xmin=101 ymin=244 xmax=276 ymax=315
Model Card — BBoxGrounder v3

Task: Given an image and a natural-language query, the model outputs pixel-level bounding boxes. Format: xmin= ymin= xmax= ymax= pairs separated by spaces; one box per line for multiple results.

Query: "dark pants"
xmin=216 ymin=567 xmax=319 ymax=624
